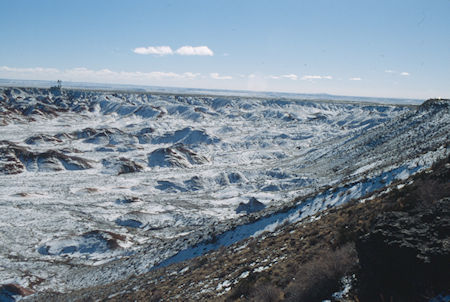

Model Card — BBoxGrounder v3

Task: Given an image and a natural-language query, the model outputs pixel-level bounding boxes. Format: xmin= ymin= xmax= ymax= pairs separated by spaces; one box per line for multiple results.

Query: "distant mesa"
xmin=236 ymin=197 xmax=266 ymax=214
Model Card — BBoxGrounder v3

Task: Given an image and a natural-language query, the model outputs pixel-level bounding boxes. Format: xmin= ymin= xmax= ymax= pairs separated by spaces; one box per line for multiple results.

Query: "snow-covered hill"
xmin=0 ymin=87 xmax=448 ymax=294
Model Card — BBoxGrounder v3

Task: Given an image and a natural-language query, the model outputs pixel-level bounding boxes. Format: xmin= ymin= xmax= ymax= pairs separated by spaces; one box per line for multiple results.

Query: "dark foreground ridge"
xmin=25 ymin=155 xmax=449 ymax=302
xmin=357 ymin=198 xmax=449 ymax=301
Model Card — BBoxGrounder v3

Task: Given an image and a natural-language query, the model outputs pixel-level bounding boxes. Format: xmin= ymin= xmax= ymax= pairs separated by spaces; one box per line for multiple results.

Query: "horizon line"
xmin=0 ymin=77 xmax=425 ymax=104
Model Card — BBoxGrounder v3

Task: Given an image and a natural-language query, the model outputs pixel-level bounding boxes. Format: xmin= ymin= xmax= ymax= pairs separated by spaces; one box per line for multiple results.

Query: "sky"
xmin=0 ymin=0 xmax=449 ymax=99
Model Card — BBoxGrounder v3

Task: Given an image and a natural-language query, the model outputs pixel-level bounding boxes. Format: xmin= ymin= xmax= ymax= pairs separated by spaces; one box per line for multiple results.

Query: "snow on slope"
xmin=0 ymin=87 xmax=448 ymax=293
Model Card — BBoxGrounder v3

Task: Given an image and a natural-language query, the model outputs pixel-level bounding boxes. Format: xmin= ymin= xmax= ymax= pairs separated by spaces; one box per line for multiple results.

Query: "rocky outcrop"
xmin=25 ymin=134 xmax=63 ymax=145
xmin=151 ymin=127 xmax=219 ymax=146
xmin=102 ymin=157 xmax=144 ymax=175
xmin=0 ymin=283 xmax=34 ymax=302
xmin=418 ymin=98 xmax=450 ymax=112
xmin=356 ymin=198 xmax=450 ymax=301
xmin=38 ymin=230 xmax=126 ymax=256
xmin=115 ymin=196 xmax=143 ymax=204
xmin=148 ymin=144 xmax=209 ymax=168
xmin=0 ymin=141 xmax=26 ymax=174
xmin=0 ymin=141 xmax=92 ymax=174
xmin=236 ymin=197 xmax=266 ymax=214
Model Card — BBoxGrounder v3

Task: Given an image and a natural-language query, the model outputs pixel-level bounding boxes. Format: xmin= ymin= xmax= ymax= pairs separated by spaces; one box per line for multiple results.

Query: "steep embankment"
xmin=24 ymin=153 xmax=449 ymax=302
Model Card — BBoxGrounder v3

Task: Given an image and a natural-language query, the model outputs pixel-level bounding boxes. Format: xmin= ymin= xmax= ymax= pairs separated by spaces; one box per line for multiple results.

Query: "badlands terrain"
xmin=0 ymin=86 xmax=448 ymax=300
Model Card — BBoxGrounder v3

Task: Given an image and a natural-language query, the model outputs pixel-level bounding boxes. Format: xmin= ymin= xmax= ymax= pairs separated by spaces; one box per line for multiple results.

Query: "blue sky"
xmin=0 ymin=0 xmax=449 ymax=99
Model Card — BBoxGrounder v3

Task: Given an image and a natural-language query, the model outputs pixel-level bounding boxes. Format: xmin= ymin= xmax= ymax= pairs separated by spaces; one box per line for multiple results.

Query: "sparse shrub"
xmin=251 ymin=284 xmax=283 ymax=302
xmin=148 ymin=290 xmax=162 ymax=302
xmin=226 ymin=273 xmax=258 ymax=301
xmin=285 ymin=243 xmax=357 ymax=302
xmin=414 ymin=178 xmax=450 ymax=206
xmin=196 ymin=256 xmax=208 ymax=267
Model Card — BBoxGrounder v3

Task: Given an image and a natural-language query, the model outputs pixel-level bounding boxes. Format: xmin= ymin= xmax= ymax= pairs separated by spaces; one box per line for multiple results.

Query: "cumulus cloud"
xmin=400 ymin=72 xmax=410 ymax=76
xmin=301 ymin=75 xmax=333 ymax=80
xmin=133 ymin=46 xmax=173 ymax=55
xmin=210 ymin=72 xmax=232 ymax=80
xmin=133 ymin=45 xmax=214 ymax=56
xmin=175 ymin=46 xmax=214 ymax=56
xmin=349 ymin=77 xmax=362 ymax=81
xmin=269 ymin=74 xmax=298 ymax=80
xmin=385 ymin=69 xmax=395 ymax=73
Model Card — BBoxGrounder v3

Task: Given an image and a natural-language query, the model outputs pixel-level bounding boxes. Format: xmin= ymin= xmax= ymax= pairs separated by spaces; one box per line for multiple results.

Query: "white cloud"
xmin=210 ymin=72 xmax=232 ymax=80
xmin=175 ymin=46 xmax=214 ymax=56
xmin=282 ymin=74 xmax=298 ymax=80
xmin=349 ymin=77 xmax=362 ymax=81
xmin=0 ymin=65 xmax=200 ymax=84
xmin=133 ymin=46 xmax=173 ymax=55
xmin=133 ymin=45 xmax=214 ymax=56
xmin=301 ymin=75 xmax=333 ymax=80
xmin=269 ymin=74 xmax=298 ymax=80
xmin=385 ymin=70 xmax=410 ymax=76
xmin=0 ymin=66 xmax=59 ymax=74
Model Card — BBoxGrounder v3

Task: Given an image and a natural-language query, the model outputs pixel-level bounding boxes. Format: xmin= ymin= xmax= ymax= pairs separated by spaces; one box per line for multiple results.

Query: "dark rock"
xmin=25 ymin=134 xmax=63 ymax=145
xmin=356 ymin=198 xmax=450 ymax=301
xmin=155 ymin=180 xmax=187 ymax=193
xmin=148 ymin=144 xmax=209 ymax=168
xmin=101 ymin=157 xmax=144 ymax=175
xmin=184 ymin=176 xmax=203 ymax=191
xmin=117 ymin=158 xmax=144 ymax=175
xmin=228 ymin=172 xmax=244 ymax=184
xmin=0 ymin=141 xmax=26 ymax=174
xmin=115 ymin=218 xmax=143 ymax=228
xmin=137 ymin=127 xmax=155 ymax=135
xmin=236 ymin=197 xmax=266 ymax=214
xmin=0 ymin=284 xmax=34 ymax=301
xmin=115 ymin=196 xmax=142 ymax=204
